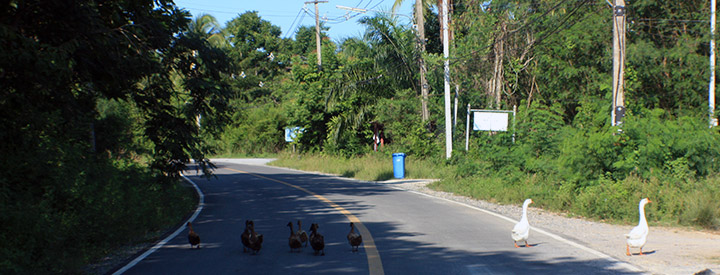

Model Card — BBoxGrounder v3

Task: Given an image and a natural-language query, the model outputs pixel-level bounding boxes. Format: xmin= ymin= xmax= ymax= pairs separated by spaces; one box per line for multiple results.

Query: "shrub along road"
xmin=117 ymin=160 xmax=643 ymax=274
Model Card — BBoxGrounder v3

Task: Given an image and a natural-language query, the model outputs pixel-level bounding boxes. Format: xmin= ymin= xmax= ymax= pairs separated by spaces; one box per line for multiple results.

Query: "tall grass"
xmin=271 ymin=151 xmax=448 ymax=181
xmin=430 ymin=171 xmax=720 ymax=229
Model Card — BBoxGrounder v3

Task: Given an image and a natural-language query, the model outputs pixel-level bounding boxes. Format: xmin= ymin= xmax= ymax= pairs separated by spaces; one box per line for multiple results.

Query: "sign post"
xmin=285 ymin=127 xmax=304 ymax=153
xmin=465 ymin=106 xmax=516 ymax=151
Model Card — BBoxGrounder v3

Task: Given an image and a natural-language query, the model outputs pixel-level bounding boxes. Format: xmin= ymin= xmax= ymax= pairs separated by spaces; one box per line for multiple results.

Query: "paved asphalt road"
xmin=120 ymin=161 xmax=644 ymax=274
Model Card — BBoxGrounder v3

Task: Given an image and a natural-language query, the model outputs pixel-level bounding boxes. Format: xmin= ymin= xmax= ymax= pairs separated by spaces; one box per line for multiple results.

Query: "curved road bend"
xmin=120 ymin=161 xmax=643 ymax=274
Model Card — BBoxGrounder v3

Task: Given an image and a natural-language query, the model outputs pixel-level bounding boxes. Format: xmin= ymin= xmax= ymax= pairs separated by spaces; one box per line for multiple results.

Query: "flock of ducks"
xmin=187 ymin=198 xmax=651 ymax=257
xmin=186 ymin=220 xmax=362 ymax=256
xmin=511 ymin=197 xmax=652 ymax=256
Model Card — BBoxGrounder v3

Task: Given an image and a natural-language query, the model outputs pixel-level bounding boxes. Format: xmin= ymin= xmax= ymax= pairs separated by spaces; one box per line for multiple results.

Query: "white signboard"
xmin=473 ymin=112 xmax=509 ymax=131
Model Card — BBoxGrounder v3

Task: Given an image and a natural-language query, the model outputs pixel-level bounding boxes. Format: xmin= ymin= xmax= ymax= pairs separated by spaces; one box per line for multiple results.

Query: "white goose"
xmin=625 ymin=198 xmax=651 ymax=256
xmin=511 ymin=199 xmax=533 ymax=248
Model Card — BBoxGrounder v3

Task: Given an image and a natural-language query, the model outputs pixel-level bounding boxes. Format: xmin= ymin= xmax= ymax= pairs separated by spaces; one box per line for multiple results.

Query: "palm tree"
xmin=324 ymin=15 xmax=416 ymax=151
xmin=360 ymin=15 xmax=416 ymax=90
xmin=187 ymin=14 xmax=228 ymax=49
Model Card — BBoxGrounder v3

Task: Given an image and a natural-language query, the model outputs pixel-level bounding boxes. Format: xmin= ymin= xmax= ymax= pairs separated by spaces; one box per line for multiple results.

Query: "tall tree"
xmin=0 ymin=0 xmax=231 ymax=178
xmin=452 ymin=0 xmax=602 ymax=112
xmin=1 ymin=0 xmax=233 ymax=272
xmin=394 ymin=0 xmax=433 ymax=121
xmin=224 ymin=11 xmax=284 ymax=102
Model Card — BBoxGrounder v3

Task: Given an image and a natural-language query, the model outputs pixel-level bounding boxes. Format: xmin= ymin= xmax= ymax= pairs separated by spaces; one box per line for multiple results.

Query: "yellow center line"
xmin=223 ymin=167 xmax=384 ymax=275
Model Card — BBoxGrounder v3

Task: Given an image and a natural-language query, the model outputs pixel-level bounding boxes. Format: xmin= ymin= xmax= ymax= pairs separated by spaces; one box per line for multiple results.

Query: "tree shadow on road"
xmin=171 ymin=165 xmax=644 ymax=275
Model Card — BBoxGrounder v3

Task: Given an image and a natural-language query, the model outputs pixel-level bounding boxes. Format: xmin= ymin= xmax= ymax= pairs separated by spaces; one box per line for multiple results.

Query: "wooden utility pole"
xmin=611 ymin=0 xmax=626 ymax=127
xmin=306 ymin=1 xmax=327 ymax=71
xmin=416 ymin=0 xmax=430 ymax=121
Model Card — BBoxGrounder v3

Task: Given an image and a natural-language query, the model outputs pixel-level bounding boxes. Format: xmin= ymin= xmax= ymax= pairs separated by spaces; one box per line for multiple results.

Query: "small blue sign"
xmin=285 ymin=127 xmax=304 ymax=142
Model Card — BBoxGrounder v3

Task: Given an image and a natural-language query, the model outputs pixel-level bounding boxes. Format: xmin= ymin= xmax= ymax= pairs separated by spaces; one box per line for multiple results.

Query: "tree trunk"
xmin=417 ymin=0 xmax=429 ymax=121
xmin=489 ymin=21 xmax=507 ymax=109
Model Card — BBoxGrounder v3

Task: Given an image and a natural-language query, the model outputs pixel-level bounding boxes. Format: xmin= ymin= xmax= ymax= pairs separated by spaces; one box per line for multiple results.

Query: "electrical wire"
xmin=284 ymin=8 xmax=306 ymax=39
xmin=630 ymin=18 xmax=708 ymax=24
xmin=449 ymin=0 xmax=594 ymax=66
xmin=534 ymin=0 xmax=596 ymax=48
xmin=293 ymin=9 xmax=308 ymax=36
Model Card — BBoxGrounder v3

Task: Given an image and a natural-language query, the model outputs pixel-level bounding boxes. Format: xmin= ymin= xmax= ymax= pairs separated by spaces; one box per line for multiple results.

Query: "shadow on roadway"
xmin=180 ymin=166 xmax=641 ymax=275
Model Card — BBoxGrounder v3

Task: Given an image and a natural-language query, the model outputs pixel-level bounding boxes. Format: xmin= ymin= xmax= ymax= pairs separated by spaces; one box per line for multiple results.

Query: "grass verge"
xmin=270 ymin=151 xmax=448 ymax=181
xmin=272 ymin=152 xmax=720 ymax=231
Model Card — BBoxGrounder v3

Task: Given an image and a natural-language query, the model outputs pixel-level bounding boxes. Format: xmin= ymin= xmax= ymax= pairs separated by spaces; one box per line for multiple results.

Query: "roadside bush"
xmin=678 ymin=178 xmax=720 ymax=230
xmin=428 ymin=104 xmax=720 ymax=230
xmin=0 ymin=157 xmax=196 ymax=274
xmin=557 ymin=126 xmax=623 ymax=186
xmin=374 ymin=88 xmax=441 ymax=159
xmin=218 ymin=102 xmax=287 ymax=155
xmin=620 ymin=110 xmax=720 ymax=179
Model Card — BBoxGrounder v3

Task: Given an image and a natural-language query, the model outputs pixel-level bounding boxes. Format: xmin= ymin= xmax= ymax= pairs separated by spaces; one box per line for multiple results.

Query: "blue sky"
xmin=174 ymin=0 xmax=416 ymax=42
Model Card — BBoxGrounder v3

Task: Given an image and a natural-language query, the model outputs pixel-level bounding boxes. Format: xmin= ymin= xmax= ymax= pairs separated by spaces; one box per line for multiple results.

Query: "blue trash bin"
xmin=392 ymin=153 xmax=406 ymax=179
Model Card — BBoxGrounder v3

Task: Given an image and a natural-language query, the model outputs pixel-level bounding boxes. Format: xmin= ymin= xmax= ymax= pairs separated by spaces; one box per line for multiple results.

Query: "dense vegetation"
xmin=1 ymin=0 xmax=719 ymax=273
xmin=1 ymin=0 xmax=220 ymax=273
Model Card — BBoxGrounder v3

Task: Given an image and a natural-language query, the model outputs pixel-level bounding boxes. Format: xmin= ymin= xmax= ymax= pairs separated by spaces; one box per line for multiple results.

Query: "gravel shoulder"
xmin=384 ymin=179 xmax=720 ymax=275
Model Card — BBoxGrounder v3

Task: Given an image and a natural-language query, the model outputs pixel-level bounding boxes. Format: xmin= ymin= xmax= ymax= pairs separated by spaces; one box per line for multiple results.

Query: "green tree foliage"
xmin=0 ymin=0 xmax=230 ymax=272
xmin=225 ymin=11 xmax=284 ymax=83
xmin=360 ymin=14 xmax=419 ymax=91
xmin=216 ymin=12 xmax=294 ymax=155
xmin=286 ymin=57 xmax=333 ymax=152
xmin=627 ymin=0 xmax=711 ymax=112
xmin=292 ymin=25 xmax=330 ymax=56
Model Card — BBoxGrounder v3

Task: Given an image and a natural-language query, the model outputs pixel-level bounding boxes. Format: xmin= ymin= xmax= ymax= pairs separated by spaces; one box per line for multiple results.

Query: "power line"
xmin=324 ymin=0 xmax=393 ymax=25
xmin=180 ymin=7 xmax=239 ymax=15
xmin=284 ymin=8 xmax=306 ymax=39
xmin=630 ymin=18 xmax=708 ymax=24
xmin=449 ymin=0 xmax=594 ymax=66
xmin=534 ymin=0 xmax=596 ymax=49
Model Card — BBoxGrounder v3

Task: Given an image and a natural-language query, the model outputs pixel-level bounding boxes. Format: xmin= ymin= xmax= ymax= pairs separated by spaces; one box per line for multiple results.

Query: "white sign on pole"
xmin=473 ymin=112 xmax=509 ymax=131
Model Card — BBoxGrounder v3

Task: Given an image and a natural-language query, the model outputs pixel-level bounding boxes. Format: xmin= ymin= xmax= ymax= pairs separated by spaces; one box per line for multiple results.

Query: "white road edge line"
xmin=397 ymin=187 xmax=643 ymax=273
xmin=112 ymin=174 xmax=205 ymax=275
